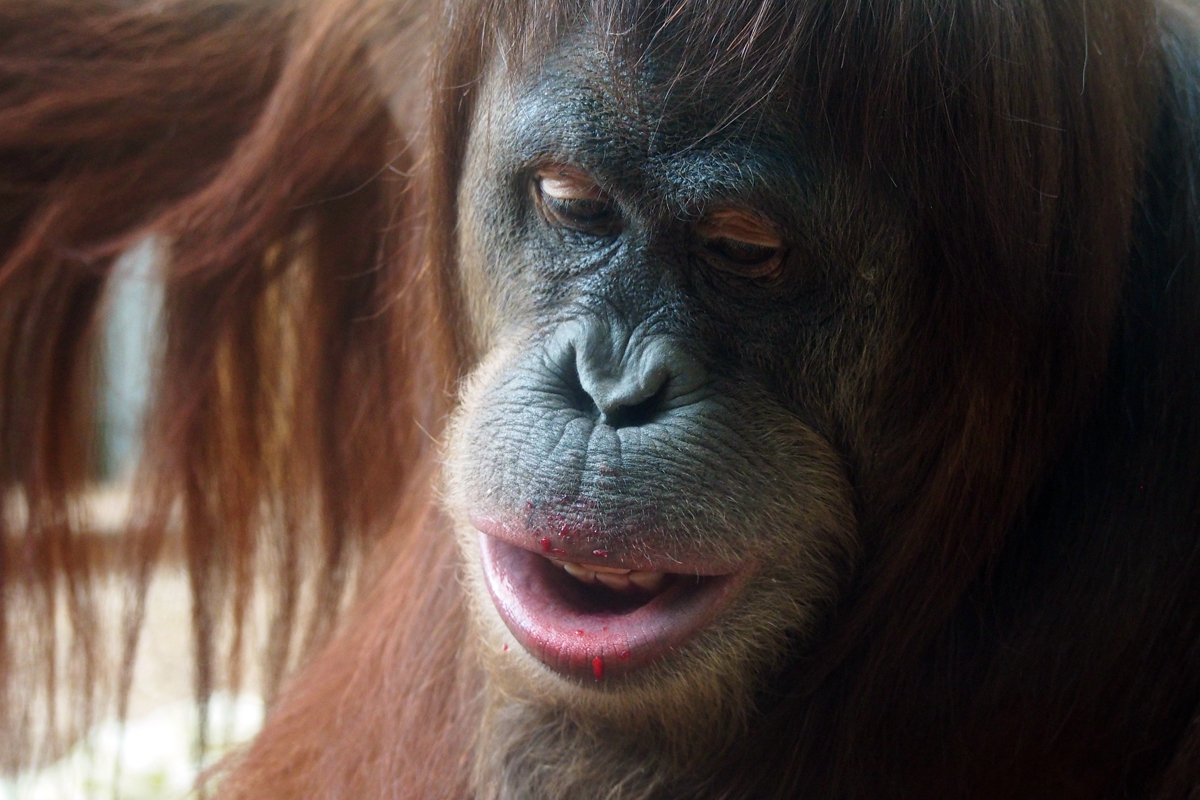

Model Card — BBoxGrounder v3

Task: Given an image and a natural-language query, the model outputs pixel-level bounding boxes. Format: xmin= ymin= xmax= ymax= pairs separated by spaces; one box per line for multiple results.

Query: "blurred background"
xmin=1 ymin=239 xmax=265 ymax=800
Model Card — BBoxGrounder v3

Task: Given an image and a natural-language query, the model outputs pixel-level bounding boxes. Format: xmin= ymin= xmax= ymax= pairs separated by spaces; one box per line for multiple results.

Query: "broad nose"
xmin=548 ymin=317 xmax=706 ymax=428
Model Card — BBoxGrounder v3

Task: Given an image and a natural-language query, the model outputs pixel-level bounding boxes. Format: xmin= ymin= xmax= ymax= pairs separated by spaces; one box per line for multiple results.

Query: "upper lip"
xmin=470 ymin=514 xmax=741 ymax=576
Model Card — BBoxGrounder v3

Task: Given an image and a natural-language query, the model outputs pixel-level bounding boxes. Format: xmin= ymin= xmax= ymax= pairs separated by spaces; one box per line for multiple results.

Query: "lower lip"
xmin=478 ymin=533 xmax=744 ymax=682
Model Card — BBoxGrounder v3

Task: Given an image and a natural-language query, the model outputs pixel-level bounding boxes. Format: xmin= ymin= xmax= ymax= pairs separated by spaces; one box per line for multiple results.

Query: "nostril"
xmin=593 ymin=361 xmax=672 ymax=428
xmin=569 ymin=372 xmax=601 ymax=422
xmin=600 ymin=379 xmax=669 ymax=428
xmin=559 ymin=346 xmax=601 ymax=420
xmin=551 ymin=319 xmax=703 ymax=428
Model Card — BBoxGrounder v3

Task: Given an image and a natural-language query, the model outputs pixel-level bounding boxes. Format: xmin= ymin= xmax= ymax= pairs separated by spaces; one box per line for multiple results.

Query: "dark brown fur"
xmin=2 ymin=0 xmax=1199 ymax=797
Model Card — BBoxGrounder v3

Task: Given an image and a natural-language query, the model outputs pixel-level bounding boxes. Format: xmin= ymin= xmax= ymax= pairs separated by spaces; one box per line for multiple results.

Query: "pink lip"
xmin=476 ymin=529 xmax=748 ymax=683
xmin=472 ymin=515 xmax=741 ymax=575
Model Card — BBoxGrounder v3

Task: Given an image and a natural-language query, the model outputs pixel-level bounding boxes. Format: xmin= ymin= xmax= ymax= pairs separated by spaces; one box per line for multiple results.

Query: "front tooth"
xmin=590 ymin=564 xmax=632 ymax=575
xmin=562 ymin=562 xmax=597 ymax=584
xmin=628 ymin=571 xmax=665 ymax=591
xmin=594 ymin=572 xmax=632 ymax=591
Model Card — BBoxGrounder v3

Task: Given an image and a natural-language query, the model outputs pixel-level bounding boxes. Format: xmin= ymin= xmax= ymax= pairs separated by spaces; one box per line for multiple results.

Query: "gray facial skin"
xmin=443 ymin=33 xmax=914 ymax=800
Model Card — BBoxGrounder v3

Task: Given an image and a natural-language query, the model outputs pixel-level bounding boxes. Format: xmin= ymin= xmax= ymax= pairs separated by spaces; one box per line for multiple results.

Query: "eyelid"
xmin=696 ymin=208 xmax=782 ymax=248
xmin=536 ymin=167 xmax=606 ymax=201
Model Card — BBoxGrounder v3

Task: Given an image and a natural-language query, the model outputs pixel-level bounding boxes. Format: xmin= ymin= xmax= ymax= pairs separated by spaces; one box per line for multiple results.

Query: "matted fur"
xmin=2 ymin=0 xmax=1199 ymax=797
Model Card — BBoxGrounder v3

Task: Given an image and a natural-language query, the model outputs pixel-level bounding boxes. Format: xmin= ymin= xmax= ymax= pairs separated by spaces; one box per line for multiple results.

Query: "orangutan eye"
xmin=697 ymin=209 xmax=786 ymax=280
xmin=534 ymin=168 xmax=617 ymax=234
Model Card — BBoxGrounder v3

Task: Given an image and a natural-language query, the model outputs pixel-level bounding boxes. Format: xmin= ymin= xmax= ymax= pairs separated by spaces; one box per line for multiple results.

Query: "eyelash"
xmin=532 ymin=178 xmax=619 ymax=236
xmin=540 ymin=194 xmax=616 ymax=230
xmin=704 ymin=238 xmax=778 ymax=265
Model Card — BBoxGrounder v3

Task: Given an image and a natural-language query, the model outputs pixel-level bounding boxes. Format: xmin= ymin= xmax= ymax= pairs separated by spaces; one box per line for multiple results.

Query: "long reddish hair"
xmin=0 ymin=0 xmax=451 ymax=767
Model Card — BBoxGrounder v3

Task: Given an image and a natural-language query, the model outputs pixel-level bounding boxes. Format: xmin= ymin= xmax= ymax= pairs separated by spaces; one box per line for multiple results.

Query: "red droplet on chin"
xmin=540 ymin=537 xmax=552 ymax=552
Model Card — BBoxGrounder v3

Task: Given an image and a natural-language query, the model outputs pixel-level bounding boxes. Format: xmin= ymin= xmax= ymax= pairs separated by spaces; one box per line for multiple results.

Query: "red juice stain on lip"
xmin=592 ymin=657 xmax=604 ymax=680
xmin=575 ymin=630 xmax=584 ymax=636
xmin=540 ymin=537 xmax=552 ymax=553
xmin=618 ymin=650 xmax=631 ymax=661
xmin=592 ymin=550 xmax=609 ymax=558
xmin=503 ymin=645 xmax=508 ymax=652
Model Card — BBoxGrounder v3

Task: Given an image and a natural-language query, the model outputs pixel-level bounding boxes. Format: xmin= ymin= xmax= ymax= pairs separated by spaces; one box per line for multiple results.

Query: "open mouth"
xmin=476 ymin=527 xmax=746 ymax=682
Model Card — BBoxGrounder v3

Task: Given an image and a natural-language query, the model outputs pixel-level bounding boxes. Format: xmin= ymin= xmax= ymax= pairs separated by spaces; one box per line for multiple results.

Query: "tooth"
xmin=628 ymin=571 xmax=665 ymax=591
xmin=594 ymin=572 xmax=632 ymax=591
xmin=562 ymin=562 xmax=597 ymax=584
xmin=590 ymin=564 xmax=632 ymax=575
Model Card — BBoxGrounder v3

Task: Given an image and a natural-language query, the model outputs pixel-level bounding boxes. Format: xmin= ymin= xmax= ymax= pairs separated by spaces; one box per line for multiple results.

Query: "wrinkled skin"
xmin=442 ymin=35 xmax=913 ymax=797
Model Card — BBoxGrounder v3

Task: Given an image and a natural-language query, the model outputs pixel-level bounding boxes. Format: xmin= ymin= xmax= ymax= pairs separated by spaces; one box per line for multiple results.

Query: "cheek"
xmin=443 ymin=339 xmax=524 ymax=519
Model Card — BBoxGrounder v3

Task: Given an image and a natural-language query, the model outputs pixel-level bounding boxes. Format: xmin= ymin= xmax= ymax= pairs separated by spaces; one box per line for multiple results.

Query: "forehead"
xmin=470 ymin=34 xmax=816 ymax=210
